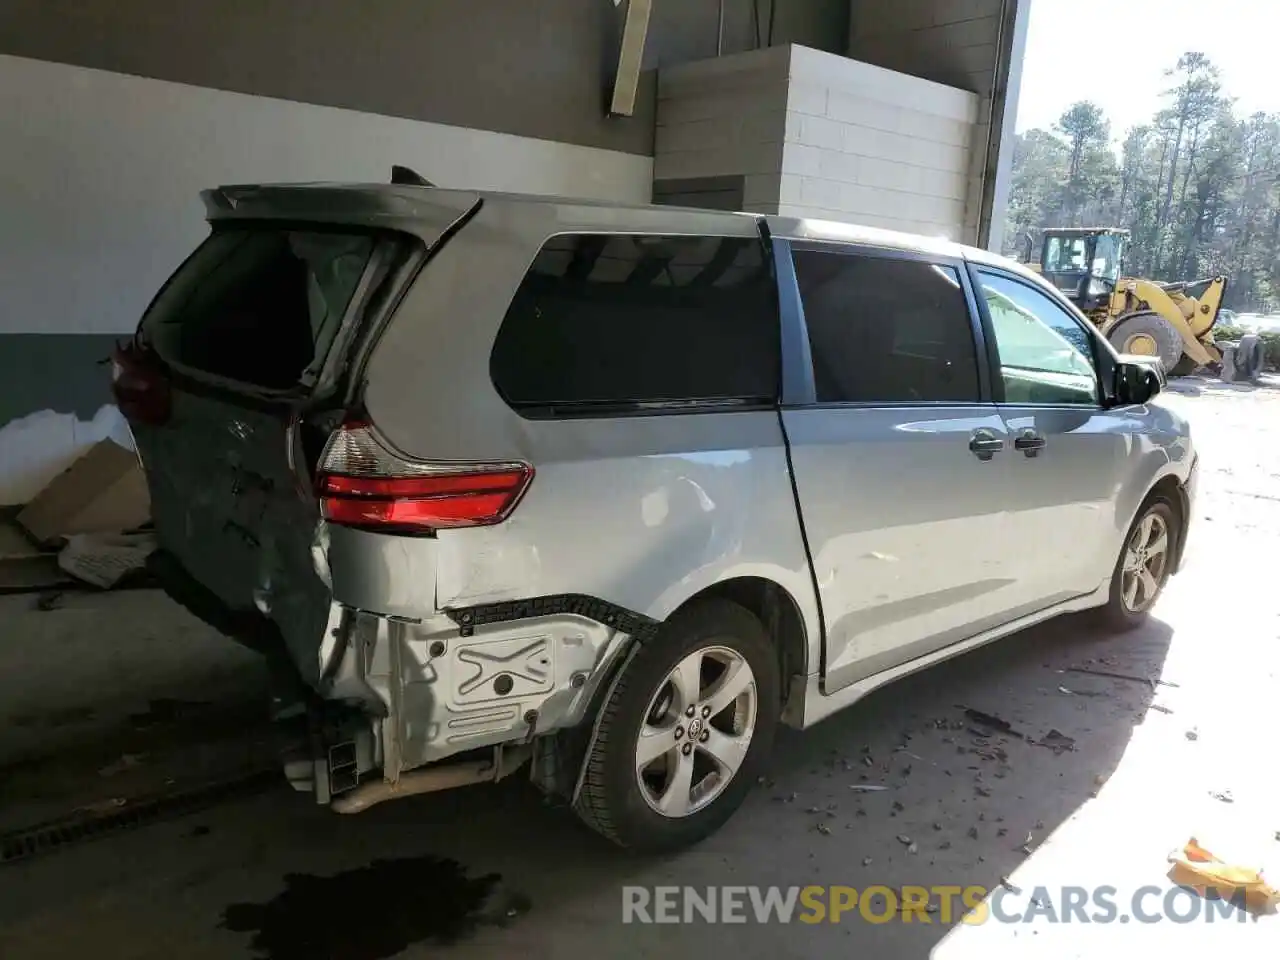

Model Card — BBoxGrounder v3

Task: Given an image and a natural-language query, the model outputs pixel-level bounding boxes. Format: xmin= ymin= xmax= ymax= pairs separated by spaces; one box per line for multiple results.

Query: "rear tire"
xmin=1096 ymin=496 xmax=1179 ymax=632
xmin=574 ymin=599 xmax=779 ymax=853
xmin=1108 ymin=312 xmax=1184 ymax=373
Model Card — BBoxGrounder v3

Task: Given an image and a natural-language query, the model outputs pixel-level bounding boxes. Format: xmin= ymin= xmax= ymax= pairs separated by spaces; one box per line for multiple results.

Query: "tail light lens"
xmin=316 ymin=421 xmax=533 ymax=531
xmin=110 ymin=341 xmax=172 ymax=426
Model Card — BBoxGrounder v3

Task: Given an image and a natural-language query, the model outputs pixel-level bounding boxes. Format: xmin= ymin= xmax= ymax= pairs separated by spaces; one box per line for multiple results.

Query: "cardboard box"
xmin=16 ymin=439 xmax=150 ymax=546
xmin=0 ymin=517 xmax=73 ymax=592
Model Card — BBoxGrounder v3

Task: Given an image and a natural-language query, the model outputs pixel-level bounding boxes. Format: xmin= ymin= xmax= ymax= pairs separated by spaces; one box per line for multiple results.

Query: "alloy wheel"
xmin=1121 ymin=511 xmax=1170 ymax=613
xmin=635 ymin=645 xmax=757 ymax=818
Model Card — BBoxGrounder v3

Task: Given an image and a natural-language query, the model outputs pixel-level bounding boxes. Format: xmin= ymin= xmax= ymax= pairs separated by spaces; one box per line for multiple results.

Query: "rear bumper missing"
xmin=148 ymin=547 xmax=640 ymax=808
xmin=316 ymin=604 xmax=632 ymax=788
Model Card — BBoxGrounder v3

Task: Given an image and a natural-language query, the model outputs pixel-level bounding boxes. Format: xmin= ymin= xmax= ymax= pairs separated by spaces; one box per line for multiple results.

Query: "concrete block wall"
xmin=776 ymin=46 xmax=977 ymax=237
xmin=846 ymin=0 xmax=1027 ymax=249
xmin=654 ymin=45 xmax=979 ymax=240
xmin=653 ymin=46 xmax=792 ymax=210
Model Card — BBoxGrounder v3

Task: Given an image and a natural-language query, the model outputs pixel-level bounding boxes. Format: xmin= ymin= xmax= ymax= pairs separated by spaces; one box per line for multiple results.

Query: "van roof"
xmin=205 ymin=180 xmax=1007 ymax=269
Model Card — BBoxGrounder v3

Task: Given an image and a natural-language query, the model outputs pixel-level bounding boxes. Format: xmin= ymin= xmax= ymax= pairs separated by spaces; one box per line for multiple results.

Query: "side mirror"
xmin=1114 ymin=358 xmax=1164 ymax=405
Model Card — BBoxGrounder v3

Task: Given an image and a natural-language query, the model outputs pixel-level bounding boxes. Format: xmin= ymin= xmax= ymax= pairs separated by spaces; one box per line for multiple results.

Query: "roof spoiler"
xmin=391 ymin=165 xmax=434 ymax=187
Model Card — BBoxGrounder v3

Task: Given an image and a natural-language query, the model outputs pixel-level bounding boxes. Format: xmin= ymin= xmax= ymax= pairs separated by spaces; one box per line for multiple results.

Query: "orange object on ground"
xmin=1167 ymin=837 xmax=1280 ymax=915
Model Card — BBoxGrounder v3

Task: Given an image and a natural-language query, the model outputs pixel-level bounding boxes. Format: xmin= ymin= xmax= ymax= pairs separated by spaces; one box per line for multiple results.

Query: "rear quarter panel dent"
xmin=432 ymin=438 xmax=822 ymax=678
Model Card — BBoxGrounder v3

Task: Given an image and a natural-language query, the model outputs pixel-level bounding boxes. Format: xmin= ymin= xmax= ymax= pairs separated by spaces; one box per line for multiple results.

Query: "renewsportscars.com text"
xmin=622 ymin=884 xmax=1251 ymax=925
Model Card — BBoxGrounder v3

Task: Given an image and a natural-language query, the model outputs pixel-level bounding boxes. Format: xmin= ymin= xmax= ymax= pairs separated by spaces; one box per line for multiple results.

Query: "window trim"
xmin=488 ymin=229 xmax=785 ymax=421
xmin=776 ymin=239 xmax=994 ymax=410
xmin=967 ymin=263 xmax=1107 ymax=410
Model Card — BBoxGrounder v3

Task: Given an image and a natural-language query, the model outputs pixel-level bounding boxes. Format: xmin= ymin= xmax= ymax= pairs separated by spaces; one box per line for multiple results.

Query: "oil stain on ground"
xmin=221 ymin=855 xmax=530 ymax=960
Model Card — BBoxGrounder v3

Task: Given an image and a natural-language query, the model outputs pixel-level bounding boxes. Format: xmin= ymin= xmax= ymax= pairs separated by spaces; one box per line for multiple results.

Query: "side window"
xmin=791 ymin=249 xmax=981 ymax=403
xmin=976 ymin=271 xmax=1100 ymax=406
xmin=490 ymin=234 xmax=778 ymax=413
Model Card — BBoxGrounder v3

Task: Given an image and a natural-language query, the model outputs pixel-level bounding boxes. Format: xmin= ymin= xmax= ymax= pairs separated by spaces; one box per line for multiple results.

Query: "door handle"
xmin=1014 ymin=430 xmax=1047 ymax=458
xmin=968 ymin=430 xmax=1004 ymax=461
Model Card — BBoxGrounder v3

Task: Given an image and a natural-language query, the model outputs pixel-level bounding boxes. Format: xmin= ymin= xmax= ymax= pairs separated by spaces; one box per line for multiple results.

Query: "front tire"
xmin=1097 ymin=497 xmax=1178 ymax=632
xmin=574 ymin=599 xmax=779 ymax=852
xmin=1108 ymin=312 xmax=1184 ymax=373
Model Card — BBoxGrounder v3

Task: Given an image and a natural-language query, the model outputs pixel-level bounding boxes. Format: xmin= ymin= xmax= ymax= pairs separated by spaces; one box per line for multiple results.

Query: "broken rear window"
xmin=140 ymin=228 xmax=376 ymax=391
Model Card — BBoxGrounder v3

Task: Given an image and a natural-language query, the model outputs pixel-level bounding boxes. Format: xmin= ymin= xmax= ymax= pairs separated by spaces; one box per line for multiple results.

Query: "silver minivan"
xmin=114 ymin=177 xmax=1196 ymax=852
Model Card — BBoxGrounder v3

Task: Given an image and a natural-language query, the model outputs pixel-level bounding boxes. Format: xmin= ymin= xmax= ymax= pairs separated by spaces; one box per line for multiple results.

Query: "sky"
xmin=1016 ymin=0 xmax=1280 ymax=141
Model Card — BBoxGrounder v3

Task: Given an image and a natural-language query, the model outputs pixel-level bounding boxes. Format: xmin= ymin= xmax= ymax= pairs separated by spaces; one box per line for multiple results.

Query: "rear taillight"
xmin=316 ymin=421 xmax=533 ymax=531
xmin=110 ymin=342 xmax=172 ymax=426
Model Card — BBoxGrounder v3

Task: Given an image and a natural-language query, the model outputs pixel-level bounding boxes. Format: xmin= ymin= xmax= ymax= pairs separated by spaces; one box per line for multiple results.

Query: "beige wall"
xmin=655 ymin=45 xmax=978 ymax=240
xmin=847 ymin=0 xmax=1029 ymax=250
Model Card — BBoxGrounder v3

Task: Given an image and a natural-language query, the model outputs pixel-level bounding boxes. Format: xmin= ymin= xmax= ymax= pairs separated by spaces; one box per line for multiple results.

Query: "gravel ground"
xmin=1 ymin=375 xmax=1277 ymax=959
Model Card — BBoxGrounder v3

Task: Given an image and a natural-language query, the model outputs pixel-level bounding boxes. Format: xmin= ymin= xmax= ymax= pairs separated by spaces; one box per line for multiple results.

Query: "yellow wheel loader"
xmin=1025 ymin=227 xmax=1227 ymax=375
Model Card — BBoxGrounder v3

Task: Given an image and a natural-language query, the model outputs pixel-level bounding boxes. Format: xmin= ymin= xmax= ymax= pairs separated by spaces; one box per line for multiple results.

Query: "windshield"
xmin=1044 ymin=236 xmax=1090 ymax=274
xmin=1091 ymin=234 xmax=1123 ymax=283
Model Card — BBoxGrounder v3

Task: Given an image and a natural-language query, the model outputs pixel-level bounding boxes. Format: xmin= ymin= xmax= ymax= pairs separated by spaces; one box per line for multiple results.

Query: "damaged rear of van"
xmin=116 ymin=183 xmax=551 ymax=808
xmin=115 ymin=180 xmax=799 ymax=849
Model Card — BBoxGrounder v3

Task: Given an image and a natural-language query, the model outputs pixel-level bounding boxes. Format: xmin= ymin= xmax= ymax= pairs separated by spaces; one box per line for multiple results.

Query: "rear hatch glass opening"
xmin=137 ymin=226 xmax=394 ymax=397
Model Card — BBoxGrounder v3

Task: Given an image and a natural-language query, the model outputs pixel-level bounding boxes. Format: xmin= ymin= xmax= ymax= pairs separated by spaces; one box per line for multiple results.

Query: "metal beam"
xmin=608 ymin=0 xmax=653 ymax=118
xmin=978 ymin=0 xmax=1033 ymax=251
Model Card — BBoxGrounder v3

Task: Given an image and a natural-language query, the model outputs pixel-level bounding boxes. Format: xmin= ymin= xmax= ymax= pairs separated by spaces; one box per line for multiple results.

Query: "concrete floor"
xmin=1 ymin=377 xmax=1277 ymax=959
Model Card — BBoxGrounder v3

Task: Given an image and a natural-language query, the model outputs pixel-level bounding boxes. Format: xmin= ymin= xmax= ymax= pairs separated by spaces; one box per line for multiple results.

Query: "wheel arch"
xmin=1142 ymin=472 xmax=1190 ymax=572
xmin=664 ymin=575 xmax=813 ymax=717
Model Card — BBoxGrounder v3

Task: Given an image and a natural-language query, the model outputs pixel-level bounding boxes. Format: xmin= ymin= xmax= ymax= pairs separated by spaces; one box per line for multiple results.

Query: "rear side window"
xmin=490 ymin=234 xmax=779 ymax=414
xmin=792 ymin=249 xmax=980 ymax=404
xmin=140 ymin=228 xmax=376 ymax=390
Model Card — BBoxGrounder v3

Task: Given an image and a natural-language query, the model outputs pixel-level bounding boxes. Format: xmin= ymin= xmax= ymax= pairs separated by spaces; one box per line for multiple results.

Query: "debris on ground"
xmin=1063 ymin=666 xmax=1158 ymax=691
xmin=896 ymin=834 xmax=912 ymax=846
xmin=128 ymin=698 xmax=210 ymax=729
xmin=815 ymin=822 xmax=831 ymax=836
xmin=0 ymin=518 xmax=75 ymax=594
xmin=961 ymin=707 xmax=1021 ymax=737
xmin=1210 ymin=790 xmax=1235 ymax=804
xmin=58 ymin=531 xmax=156 ymax=588
xmin=1037 ymin=729 xmax=1076 ymax=754
xmin=2 ymin=438 xmax=155 ymax=594
xmin=1185 ymin=729 xmax=1199 ymax=741
xmin=1057 ymin=685 xmax=1106 ymax=698
xmin=1000 ymin=877 xmax=1021 ymax=894
xmin=98 ymin=753 xmax=147 ymax=777
xmin=74 ymin=797 xmax=128 ymax=816
xmin=1167 ymin=837 xmax=1280 ymax=915
xmin=848 ymin=784 xmax=887 ymax=793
